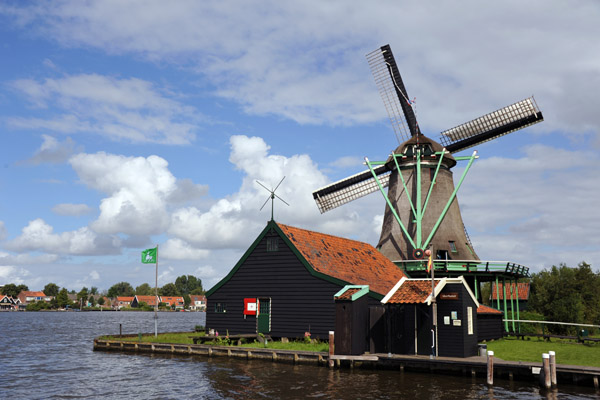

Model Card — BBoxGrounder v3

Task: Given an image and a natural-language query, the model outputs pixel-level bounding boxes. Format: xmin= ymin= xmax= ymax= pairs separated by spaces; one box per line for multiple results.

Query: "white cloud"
xmin=4 ymin=218 xmax=121 ymax=255
xmin=0 ymin=221 xmax=6 ymax=241
xmin=23 ymin=135 xmax=79 ymax=165
xmin=70 ymin=152 xmax=177 ymax=236
xmin=0 ymin=252 xmax=59 ymax=265
xmin=52 ymin=203 xmax=94 ymax=216
xmin=0 ymin=265 xmax=31 ymax=285
xmin=460 ymin=144 xmax=600 ymax=271
xmin=161 ymin=238 xmax=210 ymax=260
xmin=10 ymin=74 xmax=201 ymax=144
xmin=168 ymin=135 xmax=373 ymax=249
xmin=3 ymin=1 xmax=599 ymax=139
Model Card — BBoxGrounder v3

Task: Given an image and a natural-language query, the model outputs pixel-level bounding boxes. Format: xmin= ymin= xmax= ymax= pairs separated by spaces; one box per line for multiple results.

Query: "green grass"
xmin=100 ymin=331 xmax=329 ymax=351
xmin=486 ymin=336 xmax=600 ymax=367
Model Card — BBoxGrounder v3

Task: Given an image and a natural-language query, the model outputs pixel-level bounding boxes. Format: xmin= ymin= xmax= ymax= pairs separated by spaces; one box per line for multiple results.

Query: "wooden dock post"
xmin=542 ymin=353 xmax=551 ymax=389
xmin=549 ymin=351 xmax=557 ymax=387
xmin=486 ymin=351 xmax=494 ymax=386
xmin=328 ymin=331 xmax=335 ymax=368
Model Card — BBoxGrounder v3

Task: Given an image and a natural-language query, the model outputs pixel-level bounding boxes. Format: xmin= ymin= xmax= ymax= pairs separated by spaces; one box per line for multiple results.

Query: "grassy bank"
xmin=486 ymin=336 xmax=600 ymax=367
xmin=100 ymin=332 xmax=329 ymax=352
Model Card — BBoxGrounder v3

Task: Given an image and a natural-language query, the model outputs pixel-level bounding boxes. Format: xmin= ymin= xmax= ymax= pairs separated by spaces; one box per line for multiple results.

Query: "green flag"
xmin=142 ymin=248 xmax=157 ymax=264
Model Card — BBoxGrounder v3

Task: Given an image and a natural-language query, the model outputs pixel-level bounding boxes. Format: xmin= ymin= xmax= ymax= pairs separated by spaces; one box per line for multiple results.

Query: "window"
xmin=267 ymin=237 xmax=279 ymax=252
xmin=214 ymin=302 xmax=227 ymax=313
xmin=449 ymin=241 xmax=457 ymax=253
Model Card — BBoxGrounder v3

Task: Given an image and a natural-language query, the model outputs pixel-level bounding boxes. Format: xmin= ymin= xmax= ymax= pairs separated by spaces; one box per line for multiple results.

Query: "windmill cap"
xmin=388 ymin=133 xmax=457 ymax=168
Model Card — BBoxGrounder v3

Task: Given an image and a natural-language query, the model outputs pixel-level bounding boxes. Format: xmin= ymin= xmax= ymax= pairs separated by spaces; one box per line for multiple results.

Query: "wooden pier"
xmin=93 ymin=337 xmax=600 ymax=389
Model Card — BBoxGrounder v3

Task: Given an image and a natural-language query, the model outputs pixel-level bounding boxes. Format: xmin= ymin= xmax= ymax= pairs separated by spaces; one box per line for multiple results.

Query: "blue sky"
xmin=1 ymin=1 xmax=599 ymax=293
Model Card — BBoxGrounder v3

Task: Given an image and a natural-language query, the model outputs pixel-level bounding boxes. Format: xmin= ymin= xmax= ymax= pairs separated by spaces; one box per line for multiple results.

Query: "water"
xmin=1 ymin=312 xmax=598 ymax=399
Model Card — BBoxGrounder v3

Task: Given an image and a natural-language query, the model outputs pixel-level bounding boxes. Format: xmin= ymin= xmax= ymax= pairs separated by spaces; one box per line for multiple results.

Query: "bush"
xmin=517 ymin=311 xmax=545 ymax=334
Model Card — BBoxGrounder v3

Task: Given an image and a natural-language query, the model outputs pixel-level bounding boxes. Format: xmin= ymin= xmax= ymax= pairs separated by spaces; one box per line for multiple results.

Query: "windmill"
xmin=257 ymin=176 xmax=289 ymax=221
xmin=312 ymin=44 xmax=543 ymax=264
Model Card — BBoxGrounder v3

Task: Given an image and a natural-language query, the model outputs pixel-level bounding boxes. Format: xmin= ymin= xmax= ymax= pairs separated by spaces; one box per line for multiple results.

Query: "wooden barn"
xmin=476 ymin=304 xmax=504 ymax=342
xmin=205 ymin=220 xmax=406 ymax=340
xmin=378 ymin=277 xmax=480 ymax=357
xmin=490 ymin=282 xmax=530 ymax=311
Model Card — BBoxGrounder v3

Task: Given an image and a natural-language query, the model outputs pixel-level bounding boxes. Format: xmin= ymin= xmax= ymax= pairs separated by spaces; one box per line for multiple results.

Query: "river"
xmin=0 ymin=311 xmax=597 ymax=399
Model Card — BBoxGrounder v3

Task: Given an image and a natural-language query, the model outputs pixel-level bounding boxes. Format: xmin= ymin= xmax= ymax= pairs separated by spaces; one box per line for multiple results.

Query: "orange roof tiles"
xmin=21 ymin=291 xmax=46 ymax=297
xmin=116 ymin=296 xmax=134 ymax=302
xmin=386 ymin=280 xmax=441 ymax=304
xmin=491 ymin=282 xmax=530 ymax=300
xmin=278 ymin=223 xmax=406 ymax=296
xmin=477 ymin=304 xmax=503 ymax=315
xmin=135 ymin=295 xmax=158 ymax=306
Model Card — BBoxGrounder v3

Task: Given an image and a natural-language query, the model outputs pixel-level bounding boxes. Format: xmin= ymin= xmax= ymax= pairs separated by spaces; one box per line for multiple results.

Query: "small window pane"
xmin=215 ymin=302 xmax=227 ymax=313
xmin=267 ymin=237 xmax=279 ymax=252
xmin=449 ymin=241 xmax=457 ymax=252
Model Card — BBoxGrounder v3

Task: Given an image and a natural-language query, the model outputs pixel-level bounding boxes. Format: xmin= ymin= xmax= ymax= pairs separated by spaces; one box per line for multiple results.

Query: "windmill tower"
xmin=312 ymin=44 xmax=543 ymax=264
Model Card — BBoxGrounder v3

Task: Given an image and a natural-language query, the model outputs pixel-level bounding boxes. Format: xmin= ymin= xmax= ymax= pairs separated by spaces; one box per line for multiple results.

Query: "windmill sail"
xmin=313 ymin=165 xmax=391 ymax=213
xmin=438 ymin=97 xmax=543 ymax=153
xmin=366 ymin=44 xmax=420 ymax=142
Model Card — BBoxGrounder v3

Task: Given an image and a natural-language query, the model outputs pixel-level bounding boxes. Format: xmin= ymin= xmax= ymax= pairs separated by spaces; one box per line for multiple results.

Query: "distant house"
xmin=490 ymin=282 xmax=530 ymax=311
xmin=0 ymin=295 xmax=18 ymax=310
xmin=189 ymin=295 xmax=206 ymax=311
xmin=161 ymin=296 xmax=185 ymax=310
xmin=206 ymin=220 xmax=407 ymax=340
xmin=131 ymin=295 xmax=158 ymax=308
xmin=17 ymin=291 xmax=52 ymax=305
xmin=115 ymin=296 xmax=135 ymax=309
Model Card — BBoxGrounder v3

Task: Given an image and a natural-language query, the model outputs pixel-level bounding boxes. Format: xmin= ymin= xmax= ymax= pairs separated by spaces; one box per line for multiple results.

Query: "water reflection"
xmin=0 ymin=312 xmax=598 ymax=399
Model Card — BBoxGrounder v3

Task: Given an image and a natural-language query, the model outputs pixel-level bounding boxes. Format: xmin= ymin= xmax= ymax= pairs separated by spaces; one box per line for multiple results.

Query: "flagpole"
xmin=155 ymin=244 xmax=158 ymax=337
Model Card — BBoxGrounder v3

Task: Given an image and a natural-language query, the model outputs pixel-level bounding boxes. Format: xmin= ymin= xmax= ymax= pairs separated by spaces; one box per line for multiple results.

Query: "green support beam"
xmin=365 ymin=157 xmax=417 ymax=249
xmin=515 ymin=280 xmax=521 ymax=333
xmin=495 ymin=276 xmax=500 ymax=310
xmin=510 ymin=280 xmax=516 ymax=332
xmin=422 ymin=151 xmax=478 ymax=250
xmin=503 ymin=277 xmax=509 ymax=332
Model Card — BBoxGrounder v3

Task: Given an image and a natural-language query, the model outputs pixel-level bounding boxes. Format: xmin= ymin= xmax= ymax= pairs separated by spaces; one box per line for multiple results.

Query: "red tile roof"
xmin=161 ymin=296 xmax=184 ymax=306
xmin=477 ymin=304 xmax=503 ymax=315
xmin=491 ymin=282 xmax=530 ymax=300
xmin=278 ymin=223 xmax=406 ymax=296
xmin=116 ymin=296 xmax=134 ymax=302
xmin=386 ymin=279 xmax=441 ymax=304
xmin=135 ymin=295 xmax=158 ymax=306
xmin=20 ymin=291 xmax=46 ymax=297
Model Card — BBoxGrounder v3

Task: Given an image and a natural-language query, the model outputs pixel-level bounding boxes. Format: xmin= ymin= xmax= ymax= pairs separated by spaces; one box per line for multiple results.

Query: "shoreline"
xmin=93 ymin=334 xmax=600 ymax=389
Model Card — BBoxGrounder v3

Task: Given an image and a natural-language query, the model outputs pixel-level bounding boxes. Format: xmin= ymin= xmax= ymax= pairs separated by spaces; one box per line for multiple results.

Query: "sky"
xmin=0 ymin=1 xmax=599 ymax=294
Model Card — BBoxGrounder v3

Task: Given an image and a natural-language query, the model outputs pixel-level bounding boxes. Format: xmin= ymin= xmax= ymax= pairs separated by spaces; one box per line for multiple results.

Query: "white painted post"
xmin=542 ymin=353 xmax=551 ymax=389
xmin=549 ymin=350 xmax=557 ymax=387
xmin=328 ymin=331 xmax=335 ymax=368
xmin=486 ymin=350 xmax=494 ymax=386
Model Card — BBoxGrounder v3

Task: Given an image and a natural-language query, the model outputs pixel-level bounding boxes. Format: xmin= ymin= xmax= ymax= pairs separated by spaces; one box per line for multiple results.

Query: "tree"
xmin=107 ymin=282 xmax=135 ymax=298
xmin=1 ymin=283 xmax=29 ymax=298
xmin=160 ymin=283 xmax=181 ymax=296
xmin=528 ymin=262 xmax=599 ymax=334
xmin=56 ymin=288 xmax=70 ymax=308
xmin=97 ymin=296 xmax=105 ymax=306
xmin=43 ymin=283 xmax=60 ymax=297
xmin=190 ymin=287 xmax=205 ymax=295
xmin=77 ymin=287 xmax=89 ymax=307
xmin=135 ymin=283 xmax=154 ymax=295
xmin=90 ymin=286 xmax=98 ymax=295
xmin=88 ymin=295 xmax=96 ymax=307
xmin=175 ymin=275 xmax=203 ymax=295
xmin=183 ymin=294 xmax=191 ymax=308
